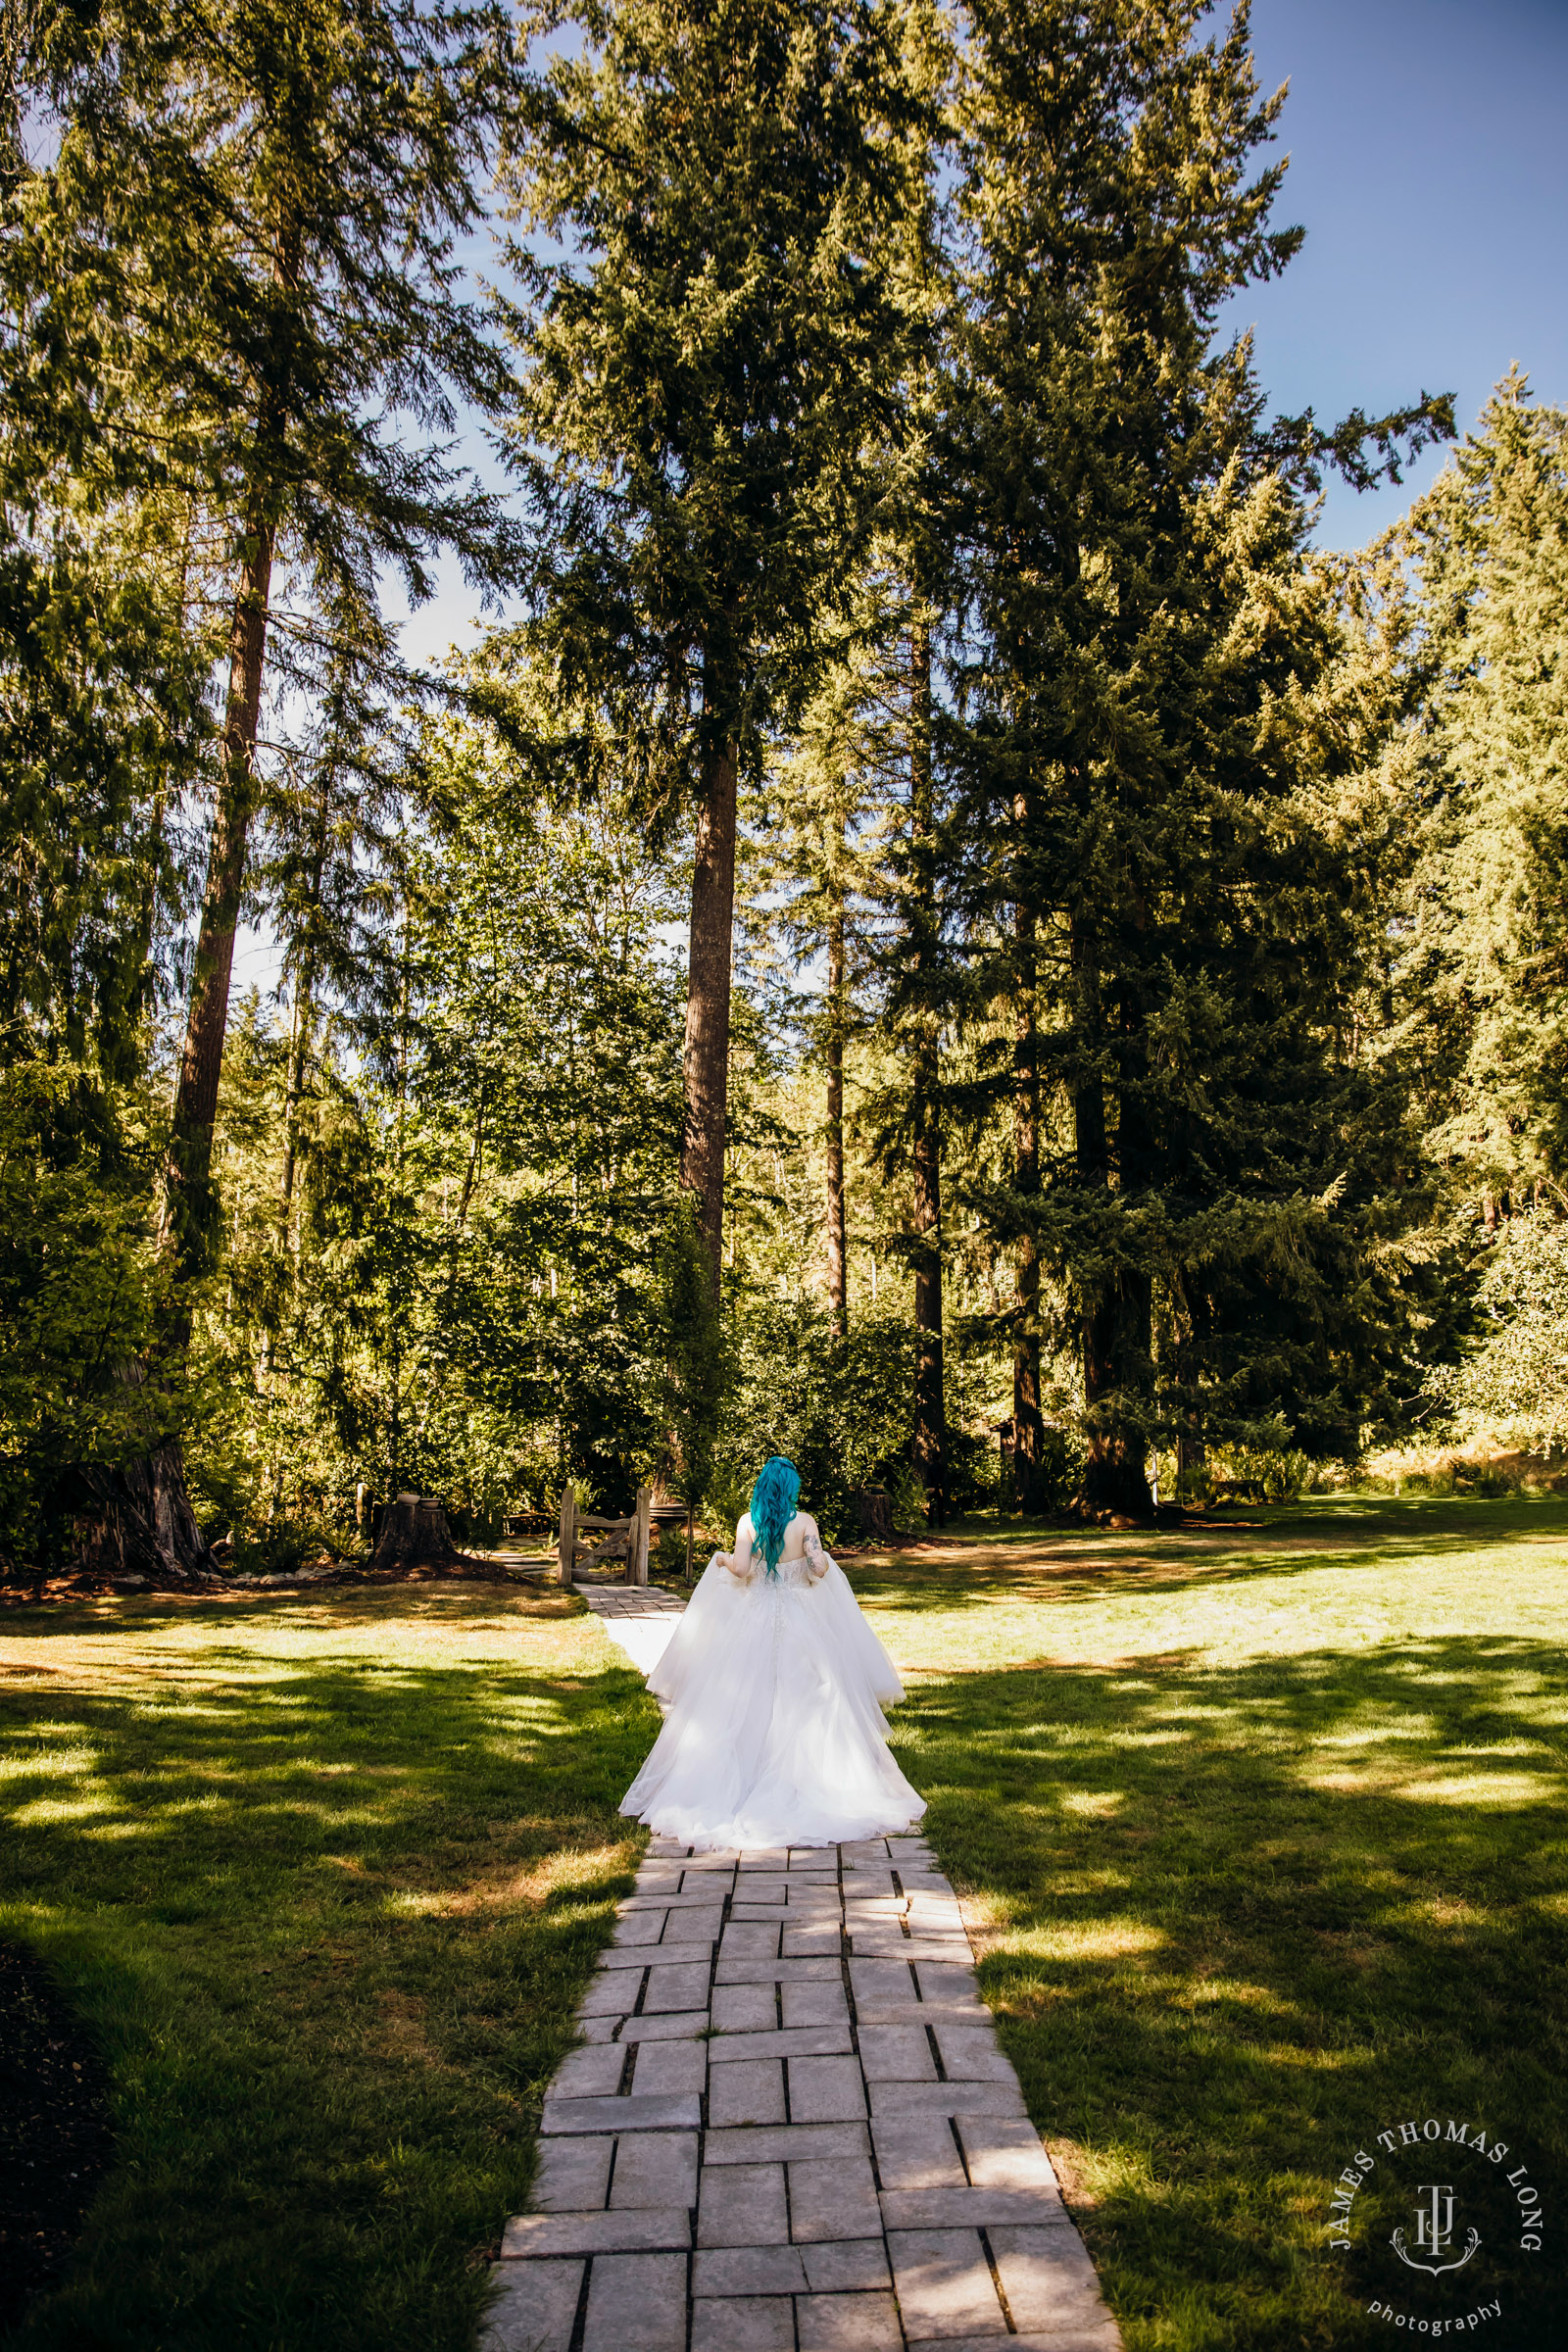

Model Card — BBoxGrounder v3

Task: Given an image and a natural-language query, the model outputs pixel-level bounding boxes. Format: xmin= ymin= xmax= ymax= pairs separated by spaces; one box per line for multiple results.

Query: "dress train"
xmin=619 ymin=1549 xmax=925 ymax=1852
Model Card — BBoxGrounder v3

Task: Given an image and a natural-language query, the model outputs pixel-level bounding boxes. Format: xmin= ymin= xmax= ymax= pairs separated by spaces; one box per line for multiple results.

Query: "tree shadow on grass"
xmin=846 ymin=1494 xmax=1568 ymax=1614
xmin=896 ymin=1632 xmax=1568 ymax=2351
xmin=0 ymin=1619 xmax=660 ymax=2352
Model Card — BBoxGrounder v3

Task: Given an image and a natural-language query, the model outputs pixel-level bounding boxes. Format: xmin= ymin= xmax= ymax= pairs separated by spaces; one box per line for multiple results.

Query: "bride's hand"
xmin=717 ymin=1551 xmax=753 ymax=1583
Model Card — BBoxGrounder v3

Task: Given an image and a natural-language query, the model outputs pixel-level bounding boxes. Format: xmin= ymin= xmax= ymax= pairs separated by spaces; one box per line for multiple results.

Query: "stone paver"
xmin=485 ymin=1824 xmax=1123 ymax=2350
xmin=480 ymin=2256 xmax=581 ymax=2352
xmin=583 ymin=2249 xmax=688 ymax=2351
xmin=799 ymin=2290 xmax=905 ymax=2349
xmin=698 ymin=2161 xmax=790 ymax=2246
xmin=690 ymin=2295 xmax=795 ymax=2350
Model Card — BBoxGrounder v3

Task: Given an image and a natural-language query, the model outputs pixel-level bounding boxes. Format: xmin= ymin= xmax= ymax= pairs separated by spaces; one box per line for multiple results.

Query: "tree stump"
xmin=854 ymin=1486 xmax=896 ymax=1544
xmin=370 ymin=1494 xmax=460 ymax=1572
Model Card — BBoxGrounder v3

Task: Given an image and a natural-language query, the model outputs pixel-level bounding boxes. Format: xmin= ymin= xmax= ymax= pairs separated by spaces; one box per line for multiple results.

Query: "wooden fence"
xmin=557 ymin=1486 xmax=652 ymax=1587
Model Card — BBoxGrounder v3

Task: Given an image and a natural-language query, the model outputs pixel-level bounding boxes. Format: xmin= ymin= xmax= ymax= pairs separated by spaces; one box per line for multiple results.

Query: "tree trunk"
xmin=83 ymin=491 xmax=275 ymax=1585
xmin=854 ymin=1485 xmax=896 ymax=1544
xmin=1011 ymin=889 xmax=1045 ymax=1508
xmin=1072 ymin=928 xmax=1152 ymax=1518
xmin=71 ymin=1355 xmax=215 ymax=1581
xmin=278 ymin=762 xmax=332 ymax=1249
xmin=681 ymin=657 xmax=739 ymax=1297
xmin=908 ymin=617 xmax=946 ymax=1522
xmin=131 ymin=501 xmax=193 ymax=1018
xmin=910 ymin=1100 xmax=944 ymax=1520
xmin=278 ymin=980 xmax=312 ymax=1250
xmin=1172 ymin=1270 xmax=1206 ymax=1493
xmin=165 ymin=502 xmax=276 ymax=1277
xmin=825 ymin=902 xmax=848 ymax=1339
xmin=76 ymin=1440 xmax=216 ymax=1583
xmin=370 ymin=1494 xmax=460 ymax=1572
xmin=1080 ymin=1268 xmax=1153 ymax=1515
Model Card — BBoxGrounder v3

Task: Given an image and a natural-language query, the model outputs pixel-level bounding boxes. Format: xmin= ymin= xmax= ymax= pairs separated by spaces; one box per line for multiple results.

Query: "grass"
xmin=855 ymin=1494 xmax=1568 ymax=2351
xmin=0 ymin=1585 xmax=660 ymax=2352
xmin=1 ymin=1498 xmax=1564 ymax=2350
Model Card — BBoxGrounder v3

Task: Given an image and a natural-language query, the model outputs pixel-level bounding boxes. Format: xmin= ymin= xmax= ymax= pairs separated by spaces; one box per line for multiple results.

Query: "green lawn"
xmin=2 ymin=1498 xmax=1565 ymax=2350
xmin=861 ymin=1494 xmax=1568 ymax=2351
xmin=0 ymin=1586 xmax=660 ymax=2352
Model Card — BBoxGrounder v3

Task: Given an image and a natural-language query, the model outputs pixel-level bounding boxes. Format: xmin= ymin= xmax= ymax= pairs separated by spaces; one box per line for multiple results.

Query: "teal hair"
xmin=749 ymin=1456 xmax=801 ymax=1576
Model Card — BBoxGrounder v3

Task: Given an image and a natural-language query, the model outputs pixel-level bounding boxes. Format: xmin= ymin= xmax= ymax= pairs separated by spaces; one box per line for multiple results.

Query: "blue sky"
xmin=253 ymin=0 xmax=1568 ymax=1005
xmin=1234 ymin=0 xmax=1568 ymax=547
xmin=397 ymin=0 xmax=1568 ymax=655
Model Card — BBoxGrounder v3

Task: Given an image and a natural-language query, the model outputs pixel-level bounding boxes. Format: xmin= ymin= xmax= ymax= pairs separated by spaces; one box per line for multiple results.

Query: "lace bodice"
xmin=762 ymin=1555 xmax=816 ymax=1588
xmin=710 ymin=1548 xmax=820 ymax=1589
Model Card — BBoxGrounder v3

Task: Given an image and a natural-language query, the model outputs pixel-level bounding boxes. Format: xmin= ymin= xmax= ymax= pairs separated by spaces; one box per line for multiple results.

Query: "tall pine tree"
xmin=504 ymin=0 xmax=932 ymax=1286
xmin=951 ymin=0 xmax=1450 ymax=1509
xmin=1397 ymin=375 xmax=1568 ymax=1212
xmin=10 ymin=0 xmax=520 ymax=1276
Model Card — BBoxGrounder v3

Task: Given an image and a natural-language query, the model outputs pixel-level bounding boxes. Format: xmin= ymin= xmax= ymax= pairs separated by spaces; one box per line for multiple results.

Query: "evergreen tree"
xmin=0 ymin=484 xmax=200 ymax=1080
xmin=1397 ymin=376 xmax=1568 ymax=1211
xmin=950 ymin=0 xmax=1451 ymax=1510
xmin=765 ymin=644 xmax=896 ymax=1335
xmin=503 ymin=0 xmax=933 ymax=1286
xmin=8 ymin=0 xmax=521 ymax=1274
xmin=656 ymin=1195 xmax=727 ymax=1576
xmin=898 ymin=605 xmax=950 ymax=1512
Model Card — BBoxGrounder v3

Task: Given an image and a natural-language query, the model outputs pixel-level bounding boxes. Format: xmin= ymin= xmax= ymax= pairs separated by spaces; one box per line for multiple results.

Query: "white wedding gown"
xmin=619 ymin=1542 xmax=925 ymax=1851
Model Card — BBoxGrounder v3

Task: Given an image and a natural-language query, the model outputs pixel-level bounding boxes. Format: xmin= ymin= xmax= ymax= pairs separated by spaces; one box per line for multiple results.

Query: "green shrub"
xmin=884 ymin=1460 xmax=928 ymax=1532
xmin=0 ymin=1062 xmax=178 ymax=1572
xmin=229 ymin=1518 xmax=321 ymax=1579
xmin=714 ymin=1294 xmax=917 ymax=1545
xmin=1210 ymin=1444 xmax=1312 ymax=1503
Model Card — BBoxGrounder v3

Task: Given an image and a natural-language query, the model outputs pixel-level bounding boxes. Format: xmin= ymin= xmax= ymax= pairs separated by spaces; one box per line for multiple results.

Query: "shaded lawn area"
xmin=3 ymin=1500 xmax=1565 ymax=2352
xmin=853 ymin=1495 xmax=1568 ymax=2352
xmin=0 ymin=1585 xmax=660 ymax=2352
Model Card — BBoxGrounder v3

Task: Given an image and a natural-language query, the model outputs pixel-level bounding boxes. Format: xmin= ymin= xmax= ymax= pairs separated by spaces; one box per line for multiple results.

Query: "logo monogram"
xmin=1391 ymin=2183 xmax=1481 ymax=2277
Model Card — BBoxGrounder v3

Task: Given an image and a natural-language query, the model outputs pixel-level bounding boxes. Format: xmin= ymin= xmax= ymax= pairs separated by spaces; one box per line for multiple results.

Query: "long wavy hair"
xmin=749 ymin=1456 xmax=801 ymax=1576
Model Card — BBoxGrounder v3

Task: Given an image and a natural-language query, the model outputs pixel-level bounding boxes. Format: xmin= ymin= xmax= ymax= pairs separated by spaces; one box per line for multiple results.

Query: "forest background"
xmin=2 ymin=0 xmax=1565 ymax=1583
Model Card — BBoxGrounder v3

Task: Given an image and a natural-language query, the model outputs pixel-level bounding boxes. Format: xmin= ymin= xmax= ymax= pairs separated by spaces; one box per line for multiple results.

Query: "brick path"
xmin=572 ymin=1582 xmax=689 ymax=1619
xmin=483 ymin=1831 xmax=1123 ymax=2351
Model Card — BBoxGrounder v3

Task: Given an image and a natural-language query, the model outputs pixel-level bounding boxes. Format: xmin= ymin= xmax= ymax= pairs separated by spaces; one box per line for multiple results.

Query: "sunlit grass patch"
xmin=0 ymin=1585 xmax=659 ymax=2352
xmin=5 ymin=1499 xmax=1566 ymax=2351
xmin=857 ymin=1494 xmax=1568 ymax=2351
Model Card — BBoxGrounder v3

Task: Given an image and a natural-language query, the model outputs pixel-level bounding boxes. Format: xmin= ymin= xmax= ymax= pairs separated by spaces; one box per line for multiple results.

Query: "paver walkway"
xmin=483 ymin=1826 xmax=1124 ymax=2351
xmin=573 ymin=1580 xmax=688 ymax=1676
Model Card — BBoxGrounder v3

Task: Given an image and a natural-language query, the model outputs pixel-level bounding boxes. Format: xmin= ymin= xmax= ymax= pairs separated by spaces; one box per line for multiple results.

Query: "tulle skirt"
xmin=619 ymin=1552 xmax=925 ymax=1851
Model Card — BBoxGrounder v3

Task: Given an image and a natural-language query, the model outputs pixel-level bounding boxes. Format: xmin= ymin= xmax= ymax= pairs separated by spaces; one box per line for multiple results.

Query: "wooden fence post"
xmin=630 ymin=1487 xmax=652 ymax=1586
xmin=558 ymin=1487 xmax=576 ymax=1587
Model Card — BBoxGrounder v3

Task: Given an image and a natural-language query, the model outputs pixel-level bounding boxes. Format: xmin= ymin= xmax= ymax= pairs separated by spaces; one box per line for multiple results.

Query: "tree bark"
xmin=910 ymin=1104 xmax=944 ymax=1518
xmin=1072 ymin=926 xmax=1152 ymax=1517
xmin=100 ymin=490 xmax=274 ymax=1581
xmin=165 ymin=213 xmax=299 ymax=1283
xmin=370 ymin=1494 xmax=460 ymax=1572
xmin=278 ymin=764 xmax=331 ymax=1250
xmin=908 ymin=617 xmax=946 ymax=1521
xmin=681 ymin=670 xmax=739 ymax=1298
xmin=165 ymin=502 xmax=275 ymax=1276
xmin=1171 ymin=1269 xmax=1206 ymax=1492
xmin=824 ymin=901 xmax=848 ymax=1339
xmin=1011 ymin=886 xmax=1045 ymax=1508
xmin=72 ymin=1358 xmax=215 ymax=1582
xmin=278 ymin=985 xmax=311 ymax=1250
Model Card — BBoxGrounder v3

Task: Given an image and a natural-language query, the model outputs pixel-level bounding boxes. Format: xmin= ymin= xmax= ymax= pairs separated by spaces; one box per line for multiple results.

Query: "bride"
xmin=620 ymin=1455 xmax=925 ymax=1851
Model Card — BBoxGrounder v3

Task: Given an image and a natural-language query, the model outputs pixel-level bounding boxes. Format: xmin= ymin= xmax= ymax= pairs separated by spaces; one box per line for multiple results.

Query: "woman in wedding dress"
xmin=620 ymin=1456 xmax=925 ymax=1851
